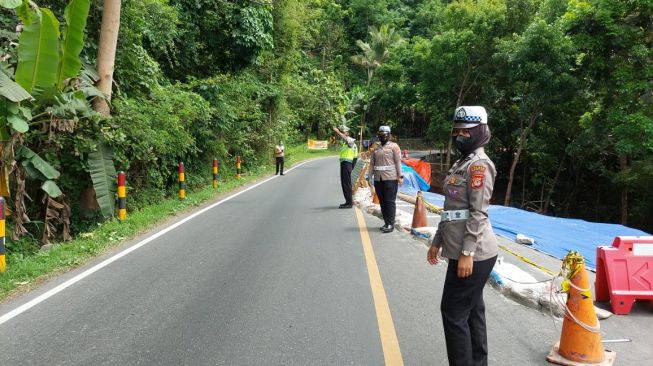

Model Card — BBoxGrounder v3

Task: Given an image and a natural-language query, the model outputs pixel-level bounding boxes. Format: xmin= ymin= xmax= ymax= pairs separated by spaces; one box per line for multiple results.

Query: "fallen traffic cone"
xmin=547 ymin=251 xmax=616 ymax=366
xmin=411 ymin=191 xmax=427 ymax=229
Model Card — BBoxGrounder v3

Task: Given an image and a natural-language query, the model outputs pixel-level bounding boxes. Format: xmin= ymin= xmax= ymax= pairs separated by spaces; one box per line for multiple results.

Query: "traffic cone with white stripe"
xmin=546 ymin=252 xmax=616 ymax=366
xmin=411 ymin=191 xmax=427 ymax=229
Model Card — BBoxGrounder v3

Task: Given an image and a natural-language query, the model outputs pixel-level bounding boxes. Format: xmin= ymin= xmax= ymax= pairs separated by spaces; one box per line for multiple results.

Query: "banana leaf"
xmin=15 ymin=8 xmax=60 ymax=93
xmin=0 ymin=0 xmax=22 ymax=9
xmin=57 ymin=0 xmax=90 ymax=89
xmin=87 ymin=141 xmax=116 ymax=218
xmin=41 ymin=179 xmax=62 ymax=198
xmin=7 ymin=113 xmax=28 ymax=132
xmin=15 ymin=145 xmax=60 ymax=180
xmin=0 ymin=70 xmax=32 ymax=102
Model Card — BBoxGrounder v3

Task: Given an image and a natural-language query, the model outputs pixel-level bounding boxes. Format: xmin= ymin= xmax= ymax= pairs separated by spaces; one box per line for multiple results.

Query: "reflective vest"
xmin=339 ymin=140 xmax=358 ymax=162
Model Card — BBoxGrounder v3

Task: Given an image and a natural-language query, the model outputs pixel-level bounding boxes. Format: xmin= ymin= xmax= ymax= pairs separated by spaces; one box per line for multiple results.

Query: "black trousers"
xmin=374 ymin=179 xmax=398 ymax=226
xmin=275 ymin=157 xmax=284 ymax=175
xmin=340 ymin=161 xmax=353 ymax=205
xmin=441 ymin=255 xmax=498 ymax=366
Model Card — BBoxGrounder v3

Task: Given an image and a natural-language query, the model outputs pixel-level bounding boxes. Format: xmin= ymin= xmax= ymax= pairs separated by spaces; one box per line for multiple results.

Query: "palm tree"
xmin=351 ymin=24 xmax=404 ymax=87
xmin=350 ymin=24 xmax=404 ymax=148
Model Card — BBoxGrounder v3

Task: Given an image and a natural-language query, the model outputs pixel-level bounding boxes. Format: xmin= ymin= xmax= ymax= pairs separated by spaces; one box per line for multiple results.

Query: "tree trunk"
xmin=445 ymin=133 xmax=453 ymax=169
xmin=359 ymin=110 xmax=366 ymax=152
xmin=93 ymin=0 xmax=122 ymax=116
xmin=619 ymin=154 xmax=628 ymax=225
xmin=504 ymin=111 xmax=538 ymax=206
xmin=543 ymin=153 xmax=566 ymax=214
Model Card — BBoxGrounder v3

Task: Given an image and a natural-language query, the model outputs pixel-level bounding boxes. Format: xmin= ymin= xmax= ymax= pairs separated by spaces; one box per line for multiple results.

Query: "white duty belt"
xmin=373 ymin=165 xmax=395 ymax=171
xmin=440 ymin=209 xmax=470 ymax=222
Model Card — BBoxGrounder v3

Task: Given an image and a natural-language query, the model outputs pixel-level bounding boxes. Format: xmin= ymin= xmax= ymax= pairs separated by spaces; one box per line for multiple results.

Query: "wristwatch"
xmin=462 ymin=250 xmax=475 ymax=257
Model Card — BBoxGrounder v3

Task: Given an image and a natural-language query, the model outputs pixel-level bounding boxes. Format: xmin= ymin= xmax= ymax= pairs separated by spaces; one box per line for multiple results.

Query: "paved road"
xmin=0 ymin=157 xmax=566 ymax=365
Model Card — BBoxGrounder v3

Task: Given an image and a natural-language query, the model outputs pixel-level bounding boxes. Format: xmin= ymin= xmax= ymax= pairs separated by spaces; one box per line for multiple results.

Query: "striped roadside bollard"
xmin=213 ymin=159 xmax=219 ymax=188
xmin=236 ymin=156 xmax=241 ymax=180
xmin=0 ymin=197 xmax=5 ymax=273
xmin=178 ymin=162 xmax=186 ymax=200
xmin=117 ymin=171 xmax=126 ymax=221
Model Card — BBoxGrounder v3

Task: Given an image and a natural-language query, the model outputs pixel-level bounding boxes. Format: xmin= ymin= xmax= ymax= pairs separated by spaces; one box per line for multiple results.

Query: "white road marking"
xmin=0 ymin=159 xmax=318 ymax=326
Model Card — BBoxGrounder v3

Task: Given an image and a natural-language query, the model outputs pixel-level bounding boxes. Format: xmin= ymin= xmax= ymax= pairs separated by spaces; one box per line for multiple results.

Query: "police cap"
xmin=453 ymin=106 xmax=488 ymax=129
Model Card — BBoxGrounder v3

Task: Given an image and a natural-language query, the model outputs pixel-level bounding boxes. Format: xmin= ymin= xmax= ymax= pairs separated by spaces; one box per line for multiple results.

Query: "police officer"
xmin=368 ymin=126 xmax=403 ymax=233
xmin=333 ymin=126 xmax=358 ymax=209
xmin=427 ymin=106 xmax=498 ymax=366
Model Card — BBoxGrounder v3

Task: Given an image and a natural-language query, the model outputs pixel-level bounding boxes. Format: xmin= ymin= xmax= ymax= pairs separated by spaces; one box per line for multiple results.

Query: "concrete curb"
xmin=353 ymin=187 xmax=612 ymax=320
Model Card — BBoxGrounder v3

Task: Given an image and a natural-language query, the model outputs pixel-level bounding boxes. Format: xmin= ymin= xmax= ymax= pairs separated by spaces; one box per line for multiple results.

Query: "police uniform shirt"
xmin=432 ymin=147 xmax=498 ymax=261
xmin=369 ymin=141 xmax=402 ymax=181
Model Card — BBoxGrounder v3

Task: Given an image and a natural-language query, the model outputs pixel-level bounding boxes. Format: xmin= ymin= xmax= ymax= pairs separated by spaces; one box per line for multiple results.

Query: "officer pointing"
xmin=333 ymin=125 xmax=358 ymax=209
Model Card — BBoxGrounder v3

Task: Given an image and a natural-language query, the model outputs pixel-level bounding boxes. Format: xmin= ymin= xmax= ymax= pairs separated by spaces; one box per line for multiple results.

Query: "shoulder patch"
xmin=470 ymin=164 xmax=486 ymax=189
xmin=470 ymin=165 xmax=486 ymax=174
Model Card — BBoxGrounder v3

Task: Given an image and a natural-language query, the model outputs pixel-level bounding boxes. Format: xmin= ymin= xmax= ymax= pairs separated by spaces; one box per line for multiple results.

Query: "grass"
xmin=0 ymin=145 xmax=337 ymax=302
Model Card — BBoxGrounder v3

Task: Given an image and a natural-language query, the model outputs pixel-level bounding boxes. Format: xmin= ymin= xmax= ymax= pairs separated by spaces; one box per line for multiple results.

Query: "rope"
xmin=496 ymin=275 xmax=553 ymax=285
xmin=498 ymin=244 xmax=556 ymax=276
xmin=551 ymin=252 xmax=602 ymax=333
xmin=423 ymin=200 xmax=443 ymax=214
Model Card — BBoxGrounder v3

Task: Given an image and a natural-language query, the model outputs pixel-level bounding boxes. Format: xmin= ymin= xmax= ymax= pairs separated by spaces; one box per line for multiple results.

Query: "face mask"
xmin=454 ymin=135 xmax=472 ymax=153
xmin=378 ymin=133 xmax=389 ymax=143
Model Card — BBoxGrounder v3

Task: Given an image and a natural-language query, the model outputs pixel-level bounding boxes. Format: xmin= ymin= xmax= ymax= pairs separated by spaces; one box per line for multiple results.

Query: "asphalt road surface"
xmin=0 ymin=157 xmax=573 ymax=365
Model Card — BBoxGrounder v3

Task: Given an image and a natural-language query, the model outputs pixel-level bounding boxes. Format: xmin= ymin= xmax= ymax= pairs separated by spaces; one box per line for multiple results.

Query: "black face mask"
xmin=378 ymin=133 xmax=390 ymax=144
xmin=453 ymin=135 xmax=473 ymax=154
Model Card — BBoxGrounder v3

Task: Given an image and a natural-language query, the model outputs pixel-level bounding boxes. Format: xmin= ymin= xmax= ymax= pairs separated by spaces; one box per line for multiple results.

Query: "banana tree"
xmin=0 ymin=0 xmax=115 ymax=242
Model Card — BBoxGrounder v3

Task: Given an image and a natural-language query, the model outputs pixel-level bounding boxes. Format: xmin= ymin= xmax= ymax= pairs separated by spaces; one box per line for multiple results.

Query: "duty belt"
xmin=440 ymin=209 xmax=470 ymax=222
xmin=373 ymin=165 xmax=394 ymax=171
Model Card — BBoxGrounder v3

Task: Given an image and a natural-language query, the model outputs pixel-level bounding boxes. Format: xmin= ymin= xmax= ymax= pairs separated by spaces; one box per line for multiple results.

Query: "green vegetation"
xmin=0 ymin=146 xmax=334 ymax=301
xmin=0 ymin=0 xmax=651 ymax=281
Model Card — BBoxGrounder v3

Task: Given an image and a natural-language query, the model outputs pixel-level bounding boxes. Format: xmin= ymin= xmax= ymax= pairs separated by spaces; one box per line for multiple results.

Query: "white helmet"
xmin=378 ymin=125 xmax=391 ymax=133
xmin=453 ymin=106 xmax=488 ymax=128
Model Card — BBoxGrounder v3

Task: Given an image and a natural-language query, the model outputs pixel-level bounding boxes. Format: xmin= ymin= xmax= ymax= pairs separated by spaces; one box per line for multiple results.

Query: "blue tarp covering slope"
xmin=399 ymin=187 xmax=651 ymax=270
xmin=401 ymin=163 xmax=430 ymax=191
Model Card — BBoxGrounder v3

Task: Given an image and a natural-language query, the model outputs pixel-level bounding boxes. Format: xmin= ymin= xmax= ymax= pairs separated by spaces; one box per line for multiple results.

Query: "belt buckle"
xmin=441 ymin=211 xmax=450 ymax=222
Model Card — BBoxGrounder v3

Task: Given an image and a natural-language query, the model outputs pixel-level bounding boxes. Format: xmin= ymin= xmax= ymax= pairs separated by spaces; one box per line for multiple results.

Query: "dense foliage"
xmin=0 ymin=0 xmax=651 ymax=253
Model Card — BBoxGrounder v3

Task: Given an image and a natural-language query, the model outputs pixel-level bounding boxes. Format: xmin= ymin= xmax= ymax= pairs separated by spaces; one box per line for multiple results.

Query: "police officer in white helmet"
xmin=368 ymin=125 xmax=403 ymax=233
xmin=427 ymin=106 xmax=499 ymax=366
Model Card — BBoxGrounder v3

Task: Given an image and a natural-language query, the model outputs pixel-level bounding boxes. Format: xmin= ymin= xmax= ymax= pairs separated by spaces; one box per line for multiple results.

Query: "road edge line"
xmin=0 ymin=159 xmax=318 ymax=326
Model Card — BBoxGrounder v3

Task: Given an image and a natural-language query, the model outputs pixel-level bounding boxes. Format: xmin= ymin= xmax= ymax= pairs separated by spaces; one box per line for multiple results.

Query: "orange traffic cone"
xmin=411 ymin=191 xmax=427 ymax=229
xmin=547 ymin=252 xmax=616 ymax=366
xmin=373 ymin=191 xmax=379 ymax=204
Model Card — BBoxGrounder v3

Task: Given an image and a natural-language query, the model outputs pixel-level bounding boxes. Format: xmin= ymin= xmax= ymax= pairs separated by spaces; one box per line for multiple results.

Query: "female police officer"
xmin=427 ymin=106 xmax=498 ymax=366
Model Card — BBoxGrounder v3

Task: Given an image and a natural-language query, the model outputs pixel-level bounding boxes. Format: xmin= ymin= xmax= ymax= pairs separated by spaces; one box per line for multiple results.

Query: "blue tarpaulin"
xmin=399 ymin=187 xmax=651 ymax=270
xmin=401 ymin=163 xmax=430 ymax=192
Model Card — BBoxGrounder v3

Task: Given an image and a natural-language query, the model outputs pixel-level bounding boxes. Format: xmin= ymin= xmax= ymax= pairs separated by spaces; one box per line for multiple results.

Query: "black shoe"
xmin=280 ymin=173 xmax=284 ymax=175
xmin=381 ymin=225 xmax=394 ymax=233
xmin=338 ymin=204 xmax=352 ymax=209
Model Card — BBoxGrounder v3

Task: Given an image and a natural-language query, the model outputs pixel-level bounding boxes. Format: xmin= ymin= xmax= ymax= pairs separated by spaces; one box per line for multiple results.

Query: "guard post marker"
xmin=236 ymin=156 xmax=241 ymax=180
xmin=212 ymin=159 xmax=219 ymax=188
xmin=0 ymin=197 xmax=6 ymax=272
xmin=178 ymin=162 xmax=186 ymax=200
xmin=117 ymin=171 xmax=126 ymax=221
